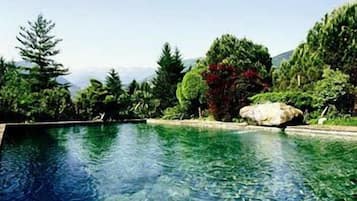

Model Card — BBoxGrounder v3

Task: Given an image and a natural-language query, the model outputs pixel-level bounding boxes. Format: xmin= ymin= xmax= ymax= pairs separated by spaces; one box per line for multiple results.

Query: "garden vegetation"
xmin=0 ymin=3 xmax=356 ymax=124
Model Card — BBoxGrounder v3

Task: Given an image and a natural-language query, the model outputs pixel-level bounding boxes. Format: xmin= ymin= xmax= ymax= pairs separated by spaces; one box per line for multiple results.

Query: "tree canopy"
xmin=206 ymin=34 xmax=272 ymax=81
xmin=152 ymin=43 xmax=185 ymax=113
xmin=274 ymin=3 xmax=357 ymax=90
xmin=16 ymin=14 xmax=68 ymax=91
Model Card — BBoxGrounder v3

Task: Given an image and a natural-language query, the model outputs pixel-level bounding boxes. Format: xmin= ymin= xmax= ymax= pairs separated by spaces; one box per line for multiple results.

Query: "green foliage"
xmin=173 ymin=59 xmax=209 ymax=119
xmin=152 ymin=43 xmax=185 ymax=113
xmin=206 ymin=34 xmax=272 ymax=80
xmin=75 ymin=79 xmax=108 ymax=120
xmin=127 ymin=79 xmax=139 ymax=95
xmin=202 ymin=34 xmax=272 ymax=121
xmin=313 ymin=68 xmax=351 ymax=107
xmin=105 ymin=69 xmax=124 ymax=98
xmin=162 ymin=104 xmax=189 ymax=120
xmin=273 ymin=44 xmax=326 ymax=90
xmin=0 ymin=67 xmax=33 ymax=122
xmin=0 ymin=57 xmax=11 ymax=87
xmin=75 ymin=73 xmax=159 ymax=120
xmin=250 ymin=91 xmax=319 ymax=111
xmin=274 ymin=3 xmax=357 ymax=89
xmin=16 ymin=14 xmax=68 ymax=91
xmin=0 ymin=65 xmax=73 ymax=122
xmin=181 ymin=69 xmax=207 ymax=102
xmin=175 ymin=63 xmax=208 ymax=117
xmin=252 ymin=68 xmax=353 ymax=120
xmin=30 ymin=87 xmax=74 ymax=121
xmin=323 ymin=117 xmax=357 ymax=126
xmin=130 ymin=82 xmax=160 ymax=118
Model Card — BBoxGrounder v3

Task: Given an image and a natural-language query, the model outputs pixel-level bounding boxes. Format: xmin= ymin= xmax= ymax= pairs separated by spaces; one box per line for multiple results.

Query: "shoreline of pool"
xmin=1 ymin=119 xmax=357 ymax=147
xmin=0 ymin=119 xmax=146 ymax=147
xmin=146 ymin=119 xmax=357 ymax=140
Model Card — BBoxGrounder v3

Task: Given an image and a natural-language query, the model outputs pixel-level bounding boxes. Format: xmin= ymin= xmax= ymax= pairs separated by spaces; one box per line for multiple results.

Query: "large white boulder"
xmin=239 ymin=102 xmax=303 ymax=126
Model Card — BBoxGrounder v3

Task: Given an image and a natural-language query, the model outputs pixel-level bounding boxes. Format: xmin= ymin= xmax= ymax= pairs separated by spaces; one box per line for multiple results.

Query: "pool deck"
xmin=147 ymin=119 xmax=357 ymax=139
xmin=284 ymin=125 xmax=357 ymax=138
xmin=147 ymin=119 xmax=282 ymax=132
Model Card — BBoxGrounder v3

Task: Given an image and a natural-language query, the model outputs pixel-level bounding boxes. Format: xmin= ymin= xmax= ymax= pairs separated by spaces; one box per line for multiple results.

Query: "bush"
xmin=162 ymin=105 xmax=189 ymax=120
xmin=250 ymin=91 xmax=319 ymax=111
xmin=313 ymin=68 xmax=352 ymax=111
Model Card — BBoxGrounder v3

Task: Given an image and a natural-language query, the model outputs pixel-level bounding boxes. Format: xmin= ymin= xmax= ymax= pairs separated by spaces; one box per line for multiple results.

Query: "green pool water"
xmin=0 ymin=123 xmax=356 ymax=200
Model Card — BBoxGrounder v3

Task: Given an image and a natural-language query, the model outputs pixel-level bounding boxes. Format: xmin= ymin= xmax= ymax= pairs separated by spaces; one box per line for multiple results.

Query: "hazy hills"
xmin=14 ymin=52 xmax=291 ymax=96
xmin=272 ymin=50 xmax=293 ymax=67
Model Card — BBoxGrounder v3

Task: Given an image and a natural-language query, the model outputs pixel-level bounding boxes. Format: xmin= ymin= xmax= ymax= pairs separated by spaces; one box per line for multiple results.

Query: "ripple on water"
xmin=0 ymin=124 xmax=356 ymax=200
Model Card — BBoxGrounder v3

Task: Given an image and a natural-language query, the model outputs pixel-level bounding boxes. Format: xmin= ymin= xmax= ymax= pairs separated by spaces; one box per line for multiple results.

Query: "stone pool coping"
xmin=146 ymin=119 xmax=357 ymax=140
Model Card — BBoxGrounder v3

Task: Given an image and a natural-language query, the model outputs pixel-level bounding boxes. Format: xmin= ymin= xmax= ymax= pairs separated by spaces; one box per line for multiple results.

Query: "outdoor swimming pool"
xmin=0 ymin=123 xmax=356 ymax=200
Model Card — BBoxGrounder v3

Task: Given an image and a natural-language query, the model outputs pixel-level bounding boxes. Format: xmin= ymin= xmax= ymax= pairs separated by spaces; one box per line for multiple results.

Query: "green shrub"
xmin=250 ymin=91 xmax=319 ymax=111
xmin=324 ymin=116 xmax=357 ymax=126
xmin=162 ymin=105 xmax=189 ymax=120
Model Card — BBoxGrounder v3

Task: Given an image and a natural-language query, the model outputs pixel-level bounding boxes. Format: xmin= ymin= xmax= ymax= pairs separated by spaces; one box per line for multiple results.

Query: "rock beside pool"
xmin=239 ymin=102 xmax=303 ymax=126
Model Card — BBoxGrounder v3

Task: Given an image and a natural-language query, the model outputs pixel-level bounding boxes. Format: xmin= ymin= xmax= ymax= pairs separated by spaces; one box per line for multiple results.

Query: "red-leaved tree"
xmin=203 ymin=64 xmax=268 ymax=121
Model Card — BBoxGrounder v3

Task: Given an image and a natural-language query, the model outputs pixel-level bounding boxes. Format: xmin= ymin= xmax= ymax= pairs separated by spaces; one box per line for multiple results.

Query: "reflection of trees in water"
xmin=88 ymin=123 xmax=164 ymax=197
xmin=81 ymin=124 xmax=119 ymax=159
xmin=287 ymin=136 xmax=357 ymax=200
xmin=0 ymin=127 xmax=98 ymax=201
xmin=151 ymin=125 xmax=278 ymax=199
xmin=3 ymin=124 xmax=355 ymax=200
xmin=250 ymin=132 xmax=315 ymax=200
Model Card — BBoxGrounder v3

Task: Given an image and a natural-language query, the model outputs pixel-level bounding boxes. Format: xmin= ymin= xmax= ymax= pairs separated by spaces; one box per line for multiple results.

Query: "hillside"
xmin=272 ymin=50 xmax=293 ymax=67
xmin=15 ymin=61 xmax=80 ymax=95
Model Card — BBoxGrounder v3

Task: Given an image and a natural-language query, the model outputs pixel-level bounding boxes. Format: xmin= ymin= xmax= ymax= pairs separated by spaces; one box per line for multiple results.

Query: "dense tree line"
xmin=164 ymin=3 xmax=356 ymax=121
xmin=164 ymin=34 xmax=271 ymax=121
xmin=264 ymin=3 xmax=356 ymax=118
xmin=0 ymin=15 xmax=165 ymax=122
xmin=1 ymin=2 xmax=355 ymax=123
xmin=0 ymin=14 xmax=73 ymax=122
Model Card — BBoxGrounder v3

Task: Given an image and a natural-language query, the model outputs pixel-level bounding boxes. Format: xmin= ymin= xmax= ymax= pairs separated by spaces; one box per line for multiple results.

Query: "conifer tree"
xmin=16 ymin=14 xmax=68 ymax=91
xmin=152 ymin=43 xmax=185 ymax=112
xmin=128 ymin=79 xmax=139 ymax=95
xmin=274 ymin=3 xmax=357 ymax=89
xmin=105 ymin=68 xmax=123 ymax=98
xmin=0 ymin=57 xmax=8 ymax=87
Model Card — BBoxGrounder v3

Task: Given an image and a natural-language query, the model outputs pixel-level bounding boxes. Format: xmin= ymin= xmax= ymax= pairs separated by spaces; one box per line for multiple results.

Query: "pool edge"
xmin=147 ymin=119 xmax=357 ymax=140
xmin=0 ymin=119 xmax=146 ymax=147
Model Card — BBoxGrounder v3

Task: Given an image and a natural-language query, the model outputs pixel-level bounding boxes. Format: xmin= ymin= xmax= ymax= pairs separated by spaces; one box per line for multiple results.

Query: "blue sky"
xmin=0 ymin=0 xmax=351 ymax=73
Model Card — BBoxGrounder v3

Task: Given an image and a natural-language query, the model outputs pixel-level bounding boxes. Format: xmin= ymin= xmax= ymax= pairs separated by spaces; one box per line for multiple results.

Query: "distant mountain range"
xmin=15 ymin=61 xmax=81 ymax=95
xmin=272 ymin=50 xmax=293 ymax=67
xmin=14 ymin=58 xmax=199 ymax=96
xmin=182 ymin=58 xmax=200 ymax=70
xmin=14 ymin=53 xmax=290 ymax=96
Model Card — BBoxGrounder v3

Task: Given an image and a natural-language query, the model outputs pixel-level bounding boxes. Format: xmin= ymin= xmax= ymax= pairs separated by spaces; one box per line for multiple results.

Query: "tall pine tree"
xmin=16 ymin=14 xmax=68 ymax=91
xmin=152 ymin=43 xmax=185 ymax=113
xmin=105 ymin=68 xmax=123 ymax=98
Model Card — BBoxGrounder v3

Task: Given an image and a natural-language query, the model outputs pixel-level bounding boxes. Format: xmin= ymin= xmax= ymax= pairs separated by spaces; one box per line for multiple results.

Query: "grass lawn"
xmin=322 ymin=117 xmax=357 ymax=126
